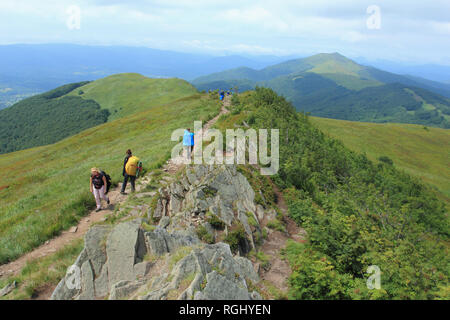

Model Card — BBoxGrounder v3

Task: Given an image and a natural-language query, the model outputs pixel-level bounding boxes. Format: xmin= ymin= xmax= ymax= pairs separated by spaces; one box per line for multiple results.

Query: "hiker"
xmin=190 ymin=129 xmax=195 ymax=154
xmin=183 ymin=128 xmax=194 ymax=160
xmin=121 ymin=149 xmax=137 ymax=194
xmin=90 ymin=168 xmax=110 ymax=212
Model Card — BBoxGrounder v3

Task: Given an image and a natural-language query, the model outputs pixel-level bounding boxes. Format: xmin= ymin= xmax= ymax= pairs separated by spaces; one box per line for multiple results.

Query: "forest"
xmin=0 ymin=82 xmax=110 ymax=154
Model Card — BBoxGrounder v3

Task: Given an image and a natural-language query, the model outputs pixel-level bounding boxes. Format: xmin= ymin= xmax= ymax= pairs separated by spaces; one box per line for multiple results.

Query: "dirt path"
xmin=164 ymin=96 xmax=230 ymax=174
xmin=0 ymin=188 xmax=127 ymax=279
xmin=257 ymin=176 xmax=306 ymax=297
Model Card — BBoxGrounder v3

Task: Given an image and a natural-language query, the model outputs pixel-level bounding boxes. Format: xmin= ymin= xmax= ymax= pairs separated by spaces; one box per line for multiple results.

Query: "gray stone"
xmin=158 ymin=216 xmax=171 ymax=229
xmin=0 ymin=281 xmax=16 ymax=297
xmin=250 ymin=291 xmax=263 ymax=300
xmin=50 ymin=249 xmax=88 ymax=300
xmin=94 ymin=265 xmax=109 ymax=298
xmin=256 ymin=205 xmax=265 ymax=221
xmin=145 ymin=228 xmax=199 ymax=256
xmin=78 ymin=261 xmax=95 ymax=300
xmin=135 ymin=192 xmax=156 ymax=199
xmin=134 ymin=262 xmax=153 ymax=279
xmin=201 ymin=271 xmax=250 ymax=300
xmin=84 ymin=225 xmax=111 ymax=276
xmin=106 ymin=219 xmax=147 ymax=288
xmin=109 ymin=280 xmax=144 ymax=300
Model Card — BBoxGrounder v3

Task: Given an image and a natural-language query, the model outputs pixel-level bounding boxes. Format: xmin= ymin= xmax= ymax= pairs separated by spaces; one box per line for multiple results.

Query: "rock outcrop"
xmin=51 ymin=164 xmax=267 ymax=300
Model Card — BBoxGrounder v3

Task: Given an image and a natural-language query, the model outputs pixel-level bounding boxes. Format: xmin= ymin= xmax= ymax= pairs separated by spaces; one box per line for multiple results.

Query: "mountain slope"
xmin=67 ymin=73 xmax=198 ymax=121
xmin=213 ymin=88 xmax=448 ymax=299
xmin=0 ymin=44 xmax=286 ymax=109
xmin=0 ymin=74 xmax=199 ymax=154
xmin=310 ymin=116 xmax=450 ymax=204
xmin=192 ymin=53 xmax=450 ymax=128
xmin=0 ymin=82 xmax=109 ymax=154
xmin=0 ymin=78 xmax=220 ymax=264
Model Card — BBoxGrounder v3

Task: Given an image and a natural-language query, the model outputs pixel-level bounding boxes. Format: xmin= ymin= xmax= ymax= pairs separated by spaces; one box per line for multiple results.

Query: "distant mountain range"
xmin=0 ymin=44 xmax=286 ymax=110
xmin=192 ymin=53 xmax=450 ymax=128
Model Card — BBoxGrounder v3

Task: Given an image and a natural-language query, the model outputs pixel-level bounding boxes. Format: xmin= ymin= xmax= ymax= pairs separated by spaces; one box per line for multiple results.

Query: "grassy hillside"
xmin=0 ymin=74 xmax=199 ymax=155
xmin=68 ymin=73 xmax=198 ymax=121
xmin=192 ymin=53 xmax=450 ymax=128
xmin=0 ymin=77 xmax=220 ymax=264
xmin=310 ymin=117 xmax=450 ymax=204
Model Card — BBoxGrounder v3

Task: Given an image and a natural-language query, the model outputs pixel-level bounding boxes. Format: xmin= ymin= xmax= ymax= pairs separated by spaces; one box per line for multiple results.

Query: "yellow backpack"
xmin=125 ymin=156 xmax=140 ymax=176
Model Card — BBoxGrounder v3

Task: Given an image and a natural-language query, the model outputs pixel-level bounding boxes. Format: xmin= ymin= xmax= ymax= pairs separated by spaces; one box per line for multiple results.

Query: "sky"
xmin=1 ymin=0 xmax=449 ymax=65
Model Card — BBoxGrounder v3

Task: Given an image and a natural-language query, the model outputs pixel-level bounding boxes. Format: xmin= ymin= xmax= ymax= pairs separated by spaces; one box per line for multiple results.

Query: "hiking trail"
xmin=0 ymin=94 xmax=306 ymax=300
xmin=0 ymin=95 xmax=231 ymax=280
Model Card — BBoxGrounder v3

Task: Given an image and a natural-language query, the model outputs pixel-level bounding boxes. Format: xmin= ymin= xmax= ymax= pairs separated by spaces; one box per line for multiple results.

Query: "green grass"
xmin=0 ymin=239 xmax=84 ymax=300
xmin=68 ymin=73 xmax=198 ymax=121
xmin=0 ymin=75 xmax=220 ymax=264
xmin=310 ymin=116 xmax=450 ymax=204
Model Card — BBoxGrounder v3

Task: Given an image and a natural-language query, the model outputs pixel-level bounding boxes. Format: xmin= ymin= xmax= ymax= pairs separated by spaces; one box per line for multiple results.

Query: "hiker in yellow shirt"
xmin=120 ymin=149 xmax=138 ymax=195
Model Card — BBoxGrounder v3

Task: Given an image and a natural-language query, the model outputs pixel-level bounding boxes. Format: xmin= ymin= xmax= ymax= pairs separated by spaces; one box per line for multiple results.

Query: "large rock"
xmin=145 ymin=227 xmax=199 ymax=256
xmin=198 ymin=271 xmax=250 ymax=300
xmin=139 ymin=243 xmax=258 ymax=301
xmin=110 ymin=280 xmax=145 ymax=300
xmin=50 ymin=248 xmax=88 ymax=300
xmin=106 ymin=219 xmax=147 ymax=287
xmin=51 ymin=165 xmax=266 ymax=301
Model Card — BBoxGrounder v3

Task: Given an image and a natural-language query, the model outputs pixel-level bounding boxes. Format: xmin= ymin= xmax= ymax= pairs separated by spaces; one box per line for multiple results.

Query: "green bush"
xmin=224 ymin=224 xmax=247 ymax=253
xmin=206 ymin=212 xmax=225 ymax=230
xmin=228 ymin=87 xmax=449 ymax=299
xmin=196 ymin=225 xmax=214 ymax=244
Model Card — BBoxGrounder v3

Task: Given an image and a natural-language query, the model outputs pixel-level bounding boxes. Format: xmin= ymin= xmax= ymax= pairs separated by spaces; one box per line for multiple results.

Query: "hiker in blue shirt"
xmin=190 ymin=130 xmax=194 ymax=154
xmin=183 ymin=128 xmax=194 ymax=160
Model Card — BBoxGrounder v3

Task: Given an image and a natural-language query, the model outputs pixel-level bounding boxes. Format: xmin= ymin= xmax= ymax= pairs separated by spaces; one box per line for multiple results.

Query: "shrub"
xmin=224 ymin=223 xmax=247 ymax=253
xmin=206 ymin=212 xmax=225 ymax=230
xmin=267 ymin=219 xmax=286 ymax=233
xmin=196 ymin=225 xmax=214 ymax=244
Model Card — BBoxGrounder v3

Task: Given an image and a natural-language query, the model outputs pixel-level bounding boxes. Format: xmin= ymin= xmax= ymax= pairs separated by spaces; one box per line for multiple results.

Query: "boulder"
xmin=200 ymin=271 xmax=250 ymax=300
xmin=106 ymin=219 xmax=147 ymax=287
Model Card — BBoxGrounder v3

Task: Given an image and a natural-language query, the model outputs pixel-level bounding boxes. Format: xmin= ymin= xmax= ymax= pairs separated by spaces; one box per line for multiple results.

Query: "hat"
xmin=91 ymin=167 xmax=99 ymax=173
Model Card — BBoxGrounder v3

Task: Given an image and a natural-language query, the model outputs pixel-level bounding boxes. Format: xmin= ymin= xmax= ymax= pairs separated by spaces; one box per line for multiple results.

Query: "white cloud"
xmin=0 ymin=0 xmax=448 ymax=64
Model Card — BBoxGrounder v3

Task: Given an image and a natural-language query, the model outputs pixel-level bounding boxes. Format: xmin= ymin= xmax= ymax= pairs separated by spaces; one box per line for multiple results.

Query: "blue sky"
xmin=1 ymin=0 xmax=449 ymax=64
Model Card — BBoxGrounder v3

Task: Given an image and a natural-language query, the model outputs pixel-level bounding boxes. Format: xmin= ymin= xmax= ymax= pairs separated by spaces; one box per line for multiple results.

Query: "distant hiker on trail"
xmin=121 ymin=149 xmax=140 ymax=195
xmin=183 ymin=128 xmax=194 ymax=160
xmin=220 ymin=91 xmax=225 ymax=101
xmin=90 ymin=168 xmax=110 ymax=212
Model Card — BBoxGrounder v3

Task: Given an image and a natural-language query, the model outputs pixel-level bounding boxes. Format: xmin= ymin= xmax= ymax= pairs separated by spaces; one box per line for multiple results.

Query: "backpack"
xmin=136 ymin=161 xmax=143 ymax=178
xmin=125 ymin=156 xmax=140 ymax=176
xmin=101 ymin=171 xmax=112 ymax=193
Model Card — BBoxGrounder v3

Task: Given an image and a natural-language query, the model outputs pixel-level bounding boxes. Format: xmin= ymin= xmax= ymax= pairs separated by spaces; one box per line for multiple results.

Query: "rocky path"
xmin=1 ymin=93 xmax=306 ymax=300
xmin=164 ymin=95 xmax=230 ymax=174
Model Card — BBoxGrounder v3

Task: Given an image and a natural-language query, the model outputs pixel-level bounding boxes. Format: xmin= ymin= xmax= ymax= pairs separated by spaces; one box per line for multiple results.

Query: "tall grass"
xmin=310 ymin=116 xmax=450 ymax=205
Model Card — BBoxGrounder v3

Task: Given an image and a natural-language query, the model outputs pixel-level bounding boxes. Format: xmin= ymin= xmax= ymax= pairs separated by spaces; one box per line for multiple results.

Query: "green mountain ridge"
xmin=0 ymin=78 xmax=448 ymax=300
xmin=192 ymin=53 xmax=450 ymax=128
xmin=0 ymin=73 xmax=198 ymax=154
